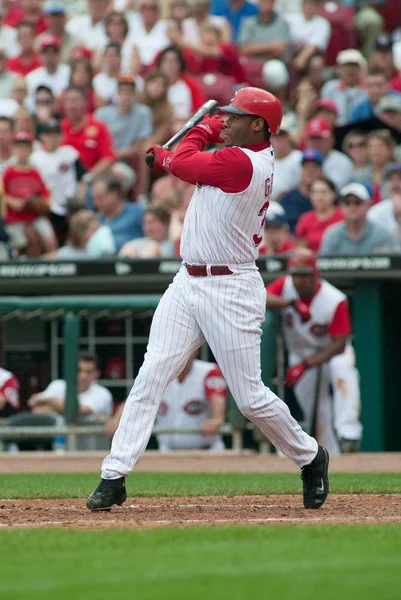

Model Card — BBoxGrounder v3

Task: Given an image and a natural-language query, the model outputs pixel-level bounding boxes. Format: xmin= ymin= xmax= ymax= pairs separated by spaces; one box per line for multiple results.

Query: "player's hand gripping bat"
xmin=145 ymin=99 xmax=219 ymax=167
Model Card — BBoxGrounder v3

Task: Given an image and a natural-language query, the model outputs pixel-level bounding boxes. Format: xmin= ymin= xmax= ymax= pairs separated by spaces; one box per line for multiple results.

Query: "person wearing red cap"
xmin=5 ymin=0 xmax=49 ymax=35
xmin=2 ymin=132 xmax=57 ymax=256
xmin=25 ymin=35 xmax=70 ymax=111
xmin=6 ymin=21 xmax=42 ymax=77
xmin=36 ymin=2 xmax=84 ymax=64
xmin=313 ymin=99 xmax=337 ymax=127
xmin=88 ymin=87 xmax=331 ymax=513
xmin=320 ymin=49 xmax=368 ymax=126
xmin=265 ymin=247 xmax=362 ymax=454
xmin=305 ymin=117 xmax=353 ymax=190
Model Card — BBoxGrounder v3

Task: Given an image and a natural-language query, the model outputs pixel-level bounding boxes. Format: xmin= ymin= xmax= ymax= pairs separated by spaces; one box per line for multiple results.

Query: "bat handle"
xmin=145 ymin=153 xmax=155 ymax=167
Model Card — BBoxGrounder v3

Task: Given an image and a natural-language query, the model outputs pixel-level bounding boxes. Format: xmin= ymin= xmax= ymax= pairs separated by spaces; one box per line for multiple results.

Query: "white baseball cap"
xmin=337 ymin=49 xmax=366 ymax=67
xmin=340 ymin=183 xmax=371 ymax=202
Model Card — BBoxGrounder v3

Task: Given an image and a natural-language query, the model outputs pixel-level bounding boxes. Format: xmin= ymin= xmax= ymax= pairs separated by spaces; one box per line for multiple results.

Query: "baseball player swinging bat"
xmin=145 ymin=99 xmax=219 ymax=166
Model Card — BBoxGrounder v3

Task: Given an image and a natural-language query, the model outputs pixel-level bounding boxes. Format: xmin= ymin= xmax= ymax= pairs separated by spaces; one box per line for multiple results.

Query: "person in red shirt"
xmin=259 ymin=201 xmax=295 ymax=256
xmin=7 ymin=21 xmax=42 ymax=76
xmin=5 ymin=0 xmax=48 ymax=34
xmin=295 ymin=177 xmax=344 ymax=252
xmin=2 ymin=132 xmax=57 ymax=255
xmin=61 ymin=86 xmax=115 ymax=187
xmin=0 ymin=366 xmax=19 ymax=418
xmin=265 ymin=248 xmax=362 ymax=453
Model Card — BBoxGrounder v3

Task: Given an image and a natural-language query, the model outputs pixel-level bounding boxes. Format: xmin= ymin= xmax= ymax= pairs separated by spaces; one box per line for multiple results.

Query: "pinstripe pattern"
xmin=101 ymin=148 xmax=319 ymax=479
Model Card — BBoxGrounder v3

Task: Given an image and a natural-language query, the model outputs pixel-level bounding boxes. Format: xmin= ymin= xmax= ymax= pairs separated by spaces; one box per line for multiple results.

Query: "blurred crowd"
xmin=0 ymin=0 xmax=400 ymax=259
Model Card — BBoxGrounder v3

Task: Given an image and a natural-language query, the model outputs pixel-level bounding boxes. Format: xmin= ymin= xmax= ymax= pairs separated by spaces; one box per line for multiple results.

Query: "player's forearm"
xmin=266 ymin=292 xmax=291 ymax=311
xmin=210 ymin=393 xmax=226 ymax=424
xmin=306 ymin=336 xmax=347 ymax=367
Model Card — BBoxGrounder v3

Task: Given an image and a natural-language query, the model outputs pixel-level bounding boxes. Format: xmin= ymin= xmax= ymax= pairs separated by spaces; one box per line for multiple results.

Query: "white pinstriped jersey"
xmin=180 ymin=145 xmax=275 ymax=266
xmin=280 ymin=277 xmax=348 ymax=357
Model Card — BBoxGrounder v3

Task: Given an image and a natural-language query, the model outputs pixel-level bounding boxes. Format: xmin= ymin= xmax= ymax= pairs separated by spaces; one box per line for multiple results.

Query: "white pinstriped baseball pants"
xmin=101 ymin=267 xmax=318 ymax=478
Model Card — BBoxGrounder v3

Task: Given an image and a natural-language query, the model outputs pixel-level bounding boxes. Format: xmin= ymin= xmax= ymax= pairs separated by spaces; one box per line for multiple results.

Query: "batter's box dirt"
xmin=0 ymin=495 xmax=400 ymax=529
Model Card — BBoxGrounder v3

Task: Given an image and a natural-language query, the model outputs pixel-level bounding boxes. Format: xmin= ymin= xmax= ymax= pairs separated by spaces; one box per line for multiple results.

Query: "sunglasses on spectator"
xmin=35 ymin=98 xmax=53 ymax=105
xmin=341 ymin=198 xmax=365 ymax=206
xmin=348 ymin=141 xmax=365 ymax=149
xmin=41 ymin=47 xmax=59 ymax=54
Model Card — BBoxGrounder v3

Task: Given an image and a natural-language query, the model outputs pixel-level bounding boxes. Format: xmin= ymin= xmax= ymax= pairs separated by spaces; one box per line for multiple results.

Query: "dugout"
xmin=0 ymin=255 xmax=399 ymax=451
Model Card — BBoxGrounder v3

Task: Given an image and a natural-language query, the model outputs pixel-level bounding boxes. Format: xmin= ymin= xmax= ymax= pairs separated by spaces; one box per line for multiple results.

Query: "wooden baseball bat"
xmin=145 ymin=99 xmax=219 ymax=166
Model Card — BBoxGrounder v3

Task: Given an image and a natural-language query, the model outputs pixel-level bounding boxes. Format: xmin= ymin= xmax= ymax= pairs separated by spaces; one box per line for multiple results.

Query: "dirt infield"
xmin=1 ymin=494 xmax=400 ymax=530
xmin=1 ymin=450 xmax=401 ymax=474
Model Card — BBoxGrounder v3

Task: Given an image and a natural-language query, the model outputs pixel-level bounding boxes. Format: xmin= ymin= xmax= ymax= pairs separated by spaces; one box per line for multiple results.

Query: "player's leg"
xmin=195 ymin=272 xmax=318 ymax=468
xmin=328 ymin=346 xmax=362 ymax=451
xmin=100 ymin=269 xmax=205 ymax=479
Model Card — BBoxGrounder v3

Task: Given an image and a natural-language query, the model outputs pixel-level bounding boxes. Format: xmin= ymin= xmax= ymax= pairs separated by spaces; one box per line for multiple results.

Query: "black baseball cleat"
xmin=86 ymin=477 xmax=127 ymax=511
xmin=339 ymin=438 xmax=360 ymax=454
xmin=301 ymin=445 xmax=329 ymax=509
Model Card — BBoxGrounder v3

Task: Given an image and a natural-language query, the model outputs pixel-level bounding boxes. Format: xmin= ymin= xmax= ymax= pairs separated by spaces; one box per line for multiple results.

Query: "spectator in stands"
xmin=3 ymin=131 xmax=58 ymax=256
xmin=7 ymin=21 xmax=41 ymax=77
xmin=95 ymin=75 xmax=152 ymax=196
xmin=313 ymin=98 xmax=337 ymax=127
xmin=350 ymin=1 xmax=384 ymax=60
xmin=28 ymin=350 xmax=113 ymax=420
xmin=130 ymin=0 xmax=171 ymax=69
xmin=119 ymin=206 xmax=175 ymax=258
xmin=300 ymin=51 xmax=325 ymax=94
xmin=169 ymin=0 xmax=190 ymax=32
xmin=0 ymin=116 xmax=16 ymax=174
xmin=238 ymin=0 xmax=290 ymax=64
xmin=156 ymin=46 xmax=206 ymax=124
xmin=92 ymin=176 xmax=143 ymax=251
xmin=287 ymin=77 xmax=319 ymax=144
xmin=66 ymin=0 xmax=109 ymax=51
xmin=0 ymin=5 xmax=19 ymax=59
xmin=296 ymin=177 xmax=344 ymax=252
xmin=368 ymin=163 xmax=401 ymax=247
xmin=26 ymin=36 xmax=71 ymax=111
xmin=349 ymin=67 xmax=401 ymax=124
xmin=0 ymin=367 xmax=19 ymax=418
xmin=211 ymin=0 xmax=258 ymax=43
xmin=5 ymin=0 xmax=49 ymax=35
xmin=286 ymin=0 xmax=331 ymax=72
xmin=37 ymin=2 xmax=84 ymax=64
xmin=13 ymin=106 xmax=37 ymax=141
xmin=30 ymin=119 xmax=85 ymax=239
xmin=181 ymin=0 xmax=231 ymax=46
xmin=11 ymin=77 xmax=29 ymax=109
xmin=270 ymin=115 xmax=302 ymax=201
xmin=352 ymin=129 xmax=396 ymax=204
xmin=375 ymin=95 xmax=401 ymax=134
xmin=305 ymin=117 xmax=353 ymax=190
xmin=279 ymin=149 xmax=321 ymax=234
xmin=0 ymin=46 xmax=15 ymax=99
xmin=61 ymin=86 xmax=115 ymax=179
xmin=93 ymin=11 xmax=140 ymax=75
xmin=369 ymin=34 xmax=396 ymax=80
xmin=320 ymin=49 xmax=367 ymax=127
xmin=141 ymin=70 xmax=173 ymax=147
xmin=259 ymin=202 xmax=294 ymax=255
xmin=167 ymin=183 xmax=194 ymax=255
xmin=44 ymin=209 xmax=115 ymax=259
xmin=320 ymin=183 xmax=394 ymax=255
xmin=32 ymin=85 xmax=62 ymax=135
xmin=69 ymin=60 xmax=99 ymax=114
xmin=92 ymin=42 xmax=124 ymax=105
xmin=151 ymin=173 xmax=194 ymax=211
xmin=342 ymin=130 xmax=369 ymax=179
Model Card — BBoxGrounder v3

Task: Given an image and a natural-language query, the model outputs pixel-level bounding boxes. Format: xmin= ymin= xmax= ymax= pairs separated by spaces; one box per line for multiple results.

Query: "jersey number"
xmin=252 ymin=177 xmax=272 ymax=247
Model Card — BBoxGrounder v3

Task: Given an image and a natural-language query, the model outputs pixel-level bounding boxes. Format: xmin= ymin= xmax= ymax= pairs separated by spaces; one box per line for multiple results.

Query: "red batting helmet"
xmin=287 ymin=248 xmax=318 ymax=275
xmin=219 ymin=87 xmax=283 ymax=135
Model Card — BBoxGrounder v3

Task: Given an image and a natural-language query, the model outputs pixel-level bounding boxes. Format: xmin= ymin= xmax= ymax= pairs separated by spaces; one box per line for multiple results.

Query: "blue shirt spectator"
xmin=211 ymin=0 xmax=259 ymax=41
xmin=92 ymin=176 xmax=144 ymax=252
xmin=349 ymin=68 xmax=401 ymax=124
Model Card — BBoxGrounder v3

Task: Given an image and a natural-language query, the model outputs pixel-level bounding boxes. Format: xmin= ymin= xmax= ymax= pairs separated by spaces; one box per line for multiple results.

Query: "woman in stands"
xmin=141 ymin=70 xmax=173 ymax=147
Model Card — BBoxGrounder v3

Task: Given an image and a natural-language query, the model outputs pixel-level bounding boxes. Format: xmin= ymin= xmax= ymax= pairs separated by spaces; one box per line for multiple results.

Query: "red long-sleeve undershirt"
xmin=160 ymin=127 xmax=270 ymax=193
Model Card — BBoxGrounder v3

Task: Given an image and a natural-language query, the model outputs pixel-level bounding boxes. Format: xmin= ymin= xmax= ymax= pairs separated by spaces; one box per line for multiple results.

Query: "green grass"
xmin=1 ymin=472 xmax=401 ymax=499
xmin=0 ymin=525 xmax=400 ymax=600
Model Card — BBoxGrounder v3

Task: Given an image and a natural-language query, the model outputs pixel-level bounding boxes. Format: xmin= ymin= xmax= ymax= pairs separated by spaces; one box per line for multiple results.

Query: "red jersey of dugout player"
xmin=265 ymin=248 xmax=362 ymax=454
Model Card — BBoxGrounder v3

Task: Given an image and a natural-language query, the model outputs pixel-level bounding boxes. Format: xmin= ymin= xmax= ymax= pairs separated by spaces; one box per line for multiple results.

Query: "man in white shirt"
xmin=305 ymin=117 xmax=353 ymax=190
xmin=0 ymin=7 xmax=20 ymax=58
xmin=286 ymin=0 xmax=331 ymax=71
xmin=66 ymin=0 xmax=110 ymax=50
xmin=28 ymin=350 xmax=113 ymax=419
xmin=26 ymin=35 xmax=70 ymax=111
xmin=270 ymin=115 xmax=302 ymax=200
xmin=368 ymin=164 xmax=401 ymax=248
xmin=128 ymin=0 xmax=170 ymax=67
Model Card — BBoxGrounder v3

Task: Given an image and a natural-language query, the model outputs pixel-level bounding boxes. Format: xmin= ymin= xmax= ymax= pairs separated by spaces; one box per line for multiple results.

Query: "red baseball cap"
xmin=306 ymin=117 xmax=333 ymax=139
xmin=315 ymin=99 xmax=338 ymax=115
xmin=14 ymin=132 xmax=34 ymax=143
xmin=39 ymin=35 xmax=61 ymax=51
xmin=70 ymin=45 xmax=92 ymax=61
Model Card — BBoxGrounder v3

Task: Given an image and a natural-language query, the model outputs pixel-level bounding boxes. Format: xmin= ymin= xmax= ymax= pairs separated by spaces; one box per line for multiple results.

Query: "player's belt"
xmin=184 ymin=264 xmax=233 ymax=277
